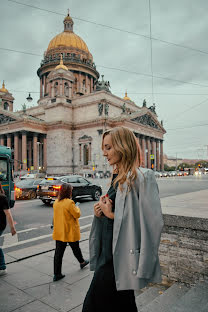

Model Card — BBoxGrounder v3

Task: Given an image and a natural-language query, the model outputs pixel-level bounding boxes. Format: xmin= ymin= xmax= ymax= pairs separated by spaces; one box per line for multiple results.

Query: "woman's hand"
xmin=11 ymin=227 xmax=16 ymax=236
xmin=94 ymin=202 xmax=103 ymax=218
xmin=99 ymin=195 xmax=114 ymax=219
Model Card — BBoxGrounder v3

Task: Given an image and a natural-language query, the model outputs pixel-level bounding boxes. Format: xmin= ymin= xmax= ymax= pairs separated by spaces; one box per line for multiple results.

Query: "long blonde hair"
xmin=102 ymin=127 xmax=142 ymax=190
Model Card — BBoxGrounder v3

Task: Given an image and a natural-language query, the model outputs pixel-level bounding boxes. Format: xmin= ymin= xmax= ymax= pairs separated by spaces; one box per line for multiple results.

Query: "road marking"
xmin=3 ymin=232 xmax=18 ymax=246
xmin=14 ymin=199 xmax=40 ymax=205
xmin=2 ymin=224 xmax=92 ymax=249
xmin=1 ymin=215 xmax=94 ymax=237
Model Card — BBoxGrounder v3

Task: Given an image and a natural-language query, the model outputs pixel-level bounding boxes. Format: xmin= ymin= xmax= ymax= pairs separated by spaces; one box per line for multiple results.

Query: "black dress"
xmin=82 ymin=174 xmax=137 ymax=312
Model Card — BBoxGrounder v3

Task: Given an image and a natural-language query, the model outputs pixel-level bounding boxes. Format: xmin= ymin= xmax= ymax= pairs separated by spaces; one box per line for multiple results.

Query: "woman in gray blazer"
xmin=82 ymin=126 xmax=163 ymax=312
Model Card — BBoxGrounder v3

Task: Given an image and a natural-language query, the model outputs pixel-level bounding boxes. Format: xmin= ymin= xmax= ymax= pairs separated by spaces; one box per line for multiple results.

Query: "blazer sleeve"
xmin=137 ymin=170 xmax=164 ymax=279
xmin=68 ymin=200 xmax=81 ymax=219
xmin=89 ymin=216 xmax=102 ymax=271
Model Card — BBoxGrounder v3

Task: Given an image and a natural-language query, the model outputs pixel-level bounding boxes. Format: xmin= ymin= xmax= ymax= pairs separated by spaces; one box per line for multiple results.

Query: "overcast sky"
xmin=1 ymin=0 xmax=208 ymax=160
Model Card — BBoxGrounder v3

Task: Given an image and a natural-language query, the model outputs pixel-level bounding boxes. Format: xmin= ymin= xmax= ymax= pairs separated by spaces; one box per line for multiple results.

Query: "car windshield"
xmin=39 ymin=178 xmax=61 ymax=185
xmin=16 ymin=180 xmax=35 ymax=187
xmin=0 ymin=158 xmax=8 ymax=181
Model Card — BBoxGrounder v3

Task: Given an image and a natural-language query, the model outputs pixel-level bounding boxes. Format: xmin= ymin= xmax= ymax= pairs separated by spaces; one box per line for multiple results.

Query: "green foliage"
xmin=194 ymin=160 xmax=208 ymax=168
xmin=164 ymin=164 xmax=175 ymax=171
xmin=177 ymin=163 xmax=194 ymax=170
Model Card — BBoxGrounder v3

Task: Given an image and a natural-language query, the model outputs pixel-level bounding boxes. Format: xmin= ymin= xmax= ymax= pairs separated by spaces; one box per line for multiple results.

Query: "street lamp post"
xmin=37 ymin=142 xmax=43 ymax=172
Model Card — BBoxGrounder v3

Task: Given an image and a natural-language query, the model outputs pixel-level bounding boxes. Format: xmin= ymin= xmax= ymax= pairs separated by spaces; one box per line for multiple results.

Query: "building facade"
xmin=0 ymin=13 xmax=166 ymax=175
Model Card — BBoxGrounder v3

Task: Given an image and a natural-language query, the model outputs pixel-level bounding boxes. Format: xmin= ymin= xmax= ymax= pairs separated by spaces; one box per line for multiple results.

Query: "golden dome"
xmin=123 ymin=91 xmax=131 ymax=101
xmin=0 ymin=81 xmax=8 ymax=93
xmin=55 ymin=54 xmax=68 ymax=70
xmin=47 ymin=31 xmax=89 ymax=54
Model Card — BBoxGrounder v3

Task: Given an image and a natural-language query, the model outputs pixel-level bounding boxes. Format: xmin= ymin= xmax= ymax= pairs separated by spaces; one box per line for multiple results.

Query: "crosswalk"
xmin=0 ymin=215 xmax=93 ymax=249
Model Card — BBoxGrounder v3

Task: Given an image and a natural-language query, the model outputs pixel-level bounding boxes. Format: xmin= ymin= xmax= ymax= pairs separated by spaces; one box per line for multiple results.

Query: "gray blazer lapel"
xmin=113 ymin=182 xmax=128 ymax=253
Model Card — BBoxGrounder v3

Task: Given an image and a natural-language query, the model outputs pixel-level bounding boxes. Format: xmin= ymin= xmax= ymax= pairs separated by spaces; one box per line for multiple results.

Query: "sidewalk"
xmin=0 ymin=189 xmax=208 ymax=312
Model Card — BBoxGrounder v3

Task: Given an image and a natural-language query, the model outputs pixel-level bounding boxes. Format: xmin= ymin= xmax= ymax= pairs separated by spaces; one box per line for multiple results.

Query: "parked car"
xmin=37 ymin=175 xmax=102 ymax=205
xmin=15 ymin=179 xmax=43 ymax=199
xmin=177 ymin=171 xmax=183 ymax=176
xmin=154 ymin=171 xmax=161 ymax=178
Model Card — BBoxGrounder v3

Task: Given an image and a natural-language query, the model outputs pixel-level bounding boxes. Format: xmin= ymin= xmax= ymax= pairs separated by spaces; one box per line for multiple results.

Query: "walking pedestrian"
xmin=52 ymin=183 xmax=89 ymax=282
xmin=0 ymin=183 xmax=16 ymax=276
xmin=82 ymin=126 xmax=164 ymax=312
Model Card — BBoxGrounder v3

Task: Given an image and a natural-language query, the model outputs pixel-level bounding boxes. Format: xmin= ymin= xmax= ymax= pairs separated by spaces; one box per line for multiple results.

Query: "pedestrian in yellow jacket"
xmin=53 ymin=183 xmax=89 ymax=282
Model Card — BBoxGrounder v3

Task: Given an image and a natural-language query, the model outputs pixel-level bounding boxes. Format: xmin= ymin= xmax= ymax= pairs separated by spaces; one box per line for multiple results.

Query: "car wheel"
xmin=42 ymin=199 xmax=52 ymax=206
xmin=28 ymin=191 xmax=37 ymax=200
xmin=92 ymin=189 xmax=101 ymax=201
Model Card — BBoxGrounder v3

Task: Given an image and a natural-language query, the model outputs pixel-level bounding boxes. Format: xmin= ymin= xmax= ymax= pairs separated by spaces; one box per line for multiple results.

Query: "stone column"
xmin=22 ymin=131 xmax=27 ymax=170
xmin=14 ymin=133 xmax=19 ymax=171
xmin=79 ymin=72 xmax=82 ymax=93
xmin=40 ymin=77 xmax=43 ymax=98
xmin=141 ymin=135 xmax=146 ymax=168
xmin=43 ymin=135 xmax=47 ymax=171
xmin=86 ymin=74 xmax=89 ymax=93
xmin=43 ymin=75 xmax=46 ymax=95
xmin=0 ymin=135 xmax=4 ymax=146
xmin=156 ymin=140 xmax=160 ymax=171
xmin=90 ymin=77 xmax=93 ymax=93
xmin=49 ymin=81 xmax=52 ymax=97
xmin=60 ymin=79 xmax=63 ymax=96
xmin=147 ymin=137 xmax=151 ymax=169
xmin=7 ymin=134 xmax=11 ymax=148
xmin=160 ymin=140 xmax=164 ymax=171
xmin=33 ymin=133 xmax=38 ymax=170
xmin=28 ymin=140 xmax=32 ymax=169
xmin=151 ymin=139 xmax=156 ymax=170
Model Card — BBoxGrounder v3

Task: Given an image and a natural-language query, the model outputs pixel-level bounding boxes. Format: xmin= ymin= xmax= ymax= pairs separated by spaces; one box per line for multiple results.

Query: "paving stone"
xmin=0 ymin=279 xmax=34 ymax=312
xmin=13 ymin=300 xmax=59 ymax=312
xmin=136 ymin=285 xmax=167 ymax=310
xmin=140 ymin=283 xmax=189 ymax=312
xmin=40 ymin=275 xmax=92 ymax=312
xmin=169 ymin=281 xmax=208 ymax=312
xmin=1 ymin=266 xmax=52 ymax=290
xmin=24 ymin=281 xmax=69 ymax=300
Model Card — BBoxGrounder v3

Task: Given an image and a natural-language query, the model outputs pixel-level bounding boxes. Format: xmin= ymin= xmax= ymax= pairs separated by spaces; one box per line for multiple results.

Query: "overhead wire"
xmin=1 ymin=47 xmax=208 ymax=88
xmin=3 ymin=0 xmax=208 ymax=138
xmin=148 ymin=0 xmax=154 ymax=103
xmin=7 ymin=0 xmax=208 ymax=56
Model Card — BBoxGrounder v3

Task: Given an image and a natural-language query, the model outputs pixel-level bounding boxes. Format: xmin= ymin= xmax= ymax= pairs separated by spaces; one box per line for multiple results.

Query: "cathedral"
xmin=0 ymin=13 xmax=166 ymax=176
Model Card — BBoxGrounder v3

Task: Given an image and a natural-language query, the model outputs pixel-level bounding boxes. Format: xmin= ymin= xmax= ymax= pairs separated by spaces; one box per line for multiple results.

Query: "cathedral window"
xmin=83 ymin=144 xmax=89 ymax=165
xmin=54 ymin=82 xmax=58 ymax=96
xmin=64 ymin=82 xmax=69 ymax=97
xmin=4 ymin=102 xmax=9 ymax=111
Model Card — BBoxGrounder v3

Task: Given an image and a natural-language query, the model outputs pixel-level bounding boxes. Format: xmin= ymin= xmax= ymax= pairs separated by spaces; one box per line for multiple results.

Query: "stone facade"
xmin=0 ymin=12 xmax=166 ymax=176
xmin=160 ymin=214 xmax=208 ymax=285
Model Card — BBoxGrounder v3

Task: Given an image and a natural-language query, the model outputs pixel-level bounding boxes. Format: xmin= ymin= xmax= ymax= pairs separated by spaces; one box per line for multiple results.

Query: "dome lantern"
xmin=0 ymin=81 xmax=8 ymax=93
xmin=64 ymin=10 xmax=74 ymax=32
xmin=123 ymin=91 xmax=131 ymax=101
xmin=55 ymin=54 xmax=68 ymax=71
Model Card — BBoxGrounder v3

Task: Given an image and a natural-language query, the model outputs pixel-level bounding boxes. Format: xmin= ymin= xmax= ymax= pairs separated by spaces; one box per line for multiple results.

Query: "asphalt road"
xmin=1 ymin=175 xmax=208 ymax=253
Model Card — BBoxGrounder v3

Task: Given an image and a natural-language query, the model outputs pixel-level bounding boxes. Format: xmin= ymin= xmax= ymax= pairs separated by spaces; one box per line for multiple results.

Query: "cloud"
xmin=0 ymin=0 xmax=208 ymax=159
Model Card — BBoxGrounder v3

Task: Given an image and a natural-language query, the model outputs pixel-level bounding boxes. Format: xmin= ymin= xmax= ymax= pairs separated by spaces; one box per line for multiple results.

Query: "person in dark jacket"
xmin=0 ymin=182 xmax=16 ymax=276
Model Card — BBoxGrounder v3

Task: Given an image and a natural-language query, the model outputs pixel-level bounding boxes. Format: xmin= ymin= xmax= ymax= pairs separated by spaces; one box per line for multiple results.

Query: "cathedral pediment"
xmin=131 ymin=113 xmax=161 ymax=130
xmin=0 ymin=112 xmax=17 ymax=124
xmin=79 ymin=135 xmax=92 ymax=142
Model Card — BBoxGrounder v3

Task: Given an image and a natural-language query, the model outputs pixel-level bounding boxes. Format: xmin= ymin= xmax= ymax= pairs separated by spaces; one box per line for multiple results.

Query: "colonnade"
xmin=40 ymin=71 xmax=95 ymax=98
xmin=136 ymin=134 xmax=164 ymax=171
xmin=0 ymin=132 xmax=47 ymax=172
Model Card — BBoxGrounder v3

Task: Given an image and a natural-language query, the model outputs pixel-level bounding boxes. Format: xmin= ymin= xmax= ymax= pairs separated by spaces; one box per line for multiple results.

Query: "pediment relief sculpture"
xmin=0 ymin=113 xmax=16 ymax=124
xmin=78 ymin=134 xmax=92 ymax=142
xmin=131 ymin=114 xmax=159 ymax=129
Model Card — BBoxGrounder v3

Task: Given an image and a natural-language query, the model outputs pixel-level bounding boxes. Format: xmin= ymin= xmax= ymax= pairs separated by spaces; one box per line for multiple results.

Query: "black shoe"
xmin=53 ymin=274 xmax=65 ymax=282
xmin=80 ymin=260 xmax=89 ymax=269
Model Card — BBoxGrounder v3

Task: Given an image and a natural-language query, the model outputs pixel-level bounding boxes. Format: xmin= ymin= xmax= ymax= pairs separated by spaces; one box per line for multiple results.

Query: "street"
xmin=1 ymin=175 xmax=208 ymax=253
